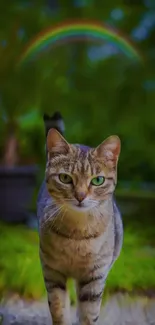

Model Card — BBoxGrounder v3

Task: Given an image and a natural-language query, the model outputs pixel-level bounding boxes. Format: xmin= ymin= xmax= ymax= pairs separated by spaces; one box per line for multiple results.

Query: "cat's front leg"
xmin=76 ymin=275 xmax=105 ymax=325
xmin=44 ymin=268 xmax=71 ymax=325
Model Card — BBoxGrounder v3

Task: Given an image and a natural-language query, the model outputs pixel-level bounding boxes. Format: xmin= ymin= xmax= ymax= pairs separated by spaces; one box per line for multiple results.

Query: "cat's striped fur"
xmin=37 ymin=114 xmax=123 ymax=325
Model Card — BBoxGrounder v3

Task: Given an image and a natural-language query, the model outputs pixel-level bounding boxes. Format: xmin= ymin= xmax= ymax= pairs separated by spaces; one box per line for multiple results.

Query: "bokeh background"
xmin=0 ymin=0 xmax=155 ymax=307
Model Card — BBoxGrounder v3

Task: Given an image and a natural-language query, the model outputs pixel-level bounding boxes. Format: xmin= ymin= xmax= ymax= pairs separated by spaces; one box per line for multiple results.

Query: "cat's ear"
xmin=95 ymin=135 xmax=121 ymax=168
xmin=47 ymin=128 xmax=70 ymax=154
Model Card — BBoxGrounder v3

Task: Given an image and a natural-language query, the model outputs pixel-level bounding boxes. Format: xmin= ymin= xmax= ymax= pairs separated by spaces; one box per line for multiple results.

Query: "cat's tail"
xmin=43 ymin=111 xmax=65 ymax=137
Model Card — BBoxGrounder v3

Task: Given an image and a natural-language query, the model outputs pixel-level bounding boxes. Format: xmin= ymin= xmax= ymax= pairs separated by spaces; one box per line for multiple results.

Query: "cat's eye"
xmin=59 ymin=173 xmax=73 ymax=184
xmin=91 ymin=176 xmax=105 ymax=186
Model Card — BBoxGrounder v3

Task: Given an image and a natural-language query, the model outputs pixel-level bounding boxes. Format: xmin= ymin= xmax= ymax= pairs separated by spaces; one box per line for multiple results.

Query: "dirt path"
xmin=0 ymin=294 xmax=155 ymax=325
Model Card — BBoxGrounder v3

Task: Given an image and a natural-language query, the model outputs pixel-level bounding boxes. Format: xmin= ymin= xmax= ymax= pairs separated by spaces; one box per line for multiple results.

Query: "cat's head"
xmin=45 ymin=129 xmax=121 ymax=213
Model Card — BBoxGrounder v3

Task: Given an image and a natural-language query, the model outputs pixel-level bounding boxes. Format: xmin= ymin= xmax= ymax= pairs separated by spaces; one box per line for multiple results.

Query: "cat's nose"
xmin=75 ymin=192 xmax=87 ymax=203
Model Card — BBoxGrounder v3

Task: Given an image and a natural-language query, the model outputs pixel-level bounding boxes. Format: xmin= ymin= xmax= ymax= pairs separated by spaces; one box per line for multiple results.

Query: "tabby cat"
xmin=37 ymin=113 xmax=123 ymax=325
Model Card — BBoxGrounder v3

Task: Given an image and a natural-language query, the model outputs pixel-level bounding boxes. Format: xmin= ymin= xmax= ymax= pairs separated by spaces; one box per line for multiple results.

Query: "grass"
xmin=106 ymin=228 xmax=155 ymax=293
xmin=0 ymin=221 xmax=155 ymax=303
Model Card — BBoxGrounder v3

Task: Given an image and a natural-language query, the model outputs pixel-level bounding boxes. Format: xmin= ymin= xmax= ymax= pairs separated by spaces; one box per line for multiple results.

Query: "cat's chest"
xmin=41 ymin=225 xmax=115 ymax=277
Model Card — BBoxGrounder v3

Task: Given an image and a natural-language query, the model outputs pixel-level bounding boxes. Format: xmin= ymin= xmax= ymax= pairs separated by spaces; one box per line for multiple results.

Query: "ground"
xmin=0 ymin=294 xmax=155 ymax=324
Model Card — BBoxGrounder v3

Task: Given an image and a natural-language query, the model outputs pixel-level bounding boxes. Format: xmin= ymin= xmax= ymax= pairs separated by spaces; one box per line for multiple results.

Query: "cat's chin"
xmin=68 ymin=203 xmax=95 ymax=213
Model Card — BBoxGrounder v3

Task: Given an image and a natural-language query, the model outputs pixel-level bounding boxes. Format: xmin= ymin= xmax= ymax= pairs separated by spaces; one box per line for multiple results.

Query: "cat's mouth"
xmin=71 ymin=204 xmax=91 ymax=212
xmin=77 ymin=202 xmax=84 ymax=207
xmin=75 ymin=202 xmax=87 ymax=210
xmin=59 ymin=197 xmax=97 ymax=212
xmin=67 ymin=200 xmax=97 ymax=212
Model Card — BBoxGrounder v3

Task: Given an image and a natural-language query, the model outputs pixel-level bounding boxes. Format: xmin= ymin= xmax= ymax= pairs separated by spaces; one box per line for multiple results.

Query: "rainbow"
xmin=19 ymin=20 xmax=141 ymax=65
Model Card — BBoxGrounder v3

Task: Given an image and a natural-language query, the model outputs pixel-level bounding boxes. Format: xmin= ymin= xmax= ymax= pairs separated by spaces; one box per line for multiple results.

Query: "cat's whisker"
xmin=44 ymin=204 xmax=59 ymax=215
xmin=48 ymin=211 xmax=65 ymax=234
xmin=45 ymin=206 xmax=62 ymax=219
xmin=42 ymin=205 xmax=63 ymax=228
xmin=53 ymin=208 xmax=66 ymax=233
xmin=49 ymin=207 xmax=64 ymax=232
xmin=55 ymin=208 xmax=66 ymax=233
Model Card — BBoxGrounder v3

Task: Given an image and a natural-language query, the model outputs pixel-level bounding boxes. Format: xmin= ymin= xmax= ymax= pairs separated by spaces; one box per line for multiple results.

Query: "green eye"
xmin=91 ymin=176 xmax=105 ymax=186
xmin=59 ymin=173 xmax=73 ymax=184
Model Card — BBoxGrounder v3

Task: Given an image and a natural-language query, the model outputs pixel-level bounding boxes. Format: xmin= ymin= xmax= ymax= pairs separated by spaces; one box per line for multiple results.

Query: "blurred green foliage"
xmin=0 ymin=1 xmax=155 ymax=181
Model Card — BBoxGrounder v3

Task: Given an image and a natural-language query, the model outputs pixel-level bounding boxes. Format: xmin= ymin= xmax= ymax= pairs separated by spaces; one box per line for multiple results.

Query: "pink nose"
xmin=75 ymin=192 xmax=87 ymax=203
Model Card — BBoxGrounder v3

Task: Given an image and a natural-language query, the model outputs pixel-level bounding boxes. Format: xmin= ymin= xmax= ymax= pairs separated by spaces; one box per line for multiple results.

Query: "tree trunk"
xmin=3 ymin=124 xmax=19 ymax=167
